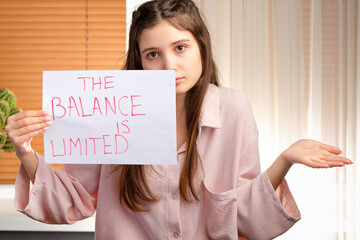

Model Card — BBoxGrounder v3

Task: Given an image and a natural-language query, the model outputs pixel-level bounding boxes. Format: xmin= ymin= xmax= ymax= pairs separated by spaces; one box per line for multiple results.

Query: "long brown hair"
xmin=115 ymin=0 xmax=219 ymax=212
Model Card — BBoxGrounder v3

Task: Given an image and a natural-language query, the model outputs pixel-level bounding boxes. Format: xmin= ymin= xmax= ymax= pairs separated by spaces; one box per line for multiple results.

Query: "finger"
xmin=12 ymin=121 xmax=52 ymax=138
xmin=321 ymin=155 xmax=353 ymax=165
xmin=322 ymin=161 xmax=345 ymax=168
xmin=303 ymin=159 xmax=330 ymax=168
xmin=308 ymin=162 xmax=330 ymax=168
xmin=316 ymin=141 xmax=342 ymax=155
xmin=10 ymin=127 xmax=49 ymax=148
xmin=318 ymin=158 xmax=345 ymax=167
xmin=8 ymin=110 xmax=49 ymax=122
xmin=13 ymin=115 xmax=52 ymax=131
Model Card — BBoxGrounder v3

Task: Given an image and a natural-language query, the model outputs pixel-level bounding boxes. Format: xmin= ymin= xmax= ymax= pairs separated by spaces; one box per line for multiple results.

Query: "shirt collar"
xmin=199 ymin=84 xmax=221 ymax=129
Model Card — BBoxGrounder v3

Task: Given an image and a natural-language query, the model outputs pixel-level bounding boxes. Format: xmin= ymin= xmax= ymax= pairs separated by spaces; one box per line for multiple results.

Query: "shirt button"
xmin=172 ymin=232 xmax=180 ymax=238
xmin=171 ymin=193 xmax=177 ymax=200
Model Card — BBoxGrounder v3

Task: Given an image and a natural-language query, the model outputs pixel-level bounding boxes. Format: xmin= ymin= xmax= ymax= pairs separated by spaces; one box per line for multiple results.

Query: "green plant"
xmin=0 ymin=89 xmax=16 ymax=108
xmin=0 ymin=111 xmax=6 ymax=129
xmin=0 ymin=100 xmax=10 ymax=117
xmin=9 ymin=107 xmax=22 ymax=116
xmin=0 ymin=130 xmax=6 ymax=149
xmin=2 ymin=137 xmax=15 ymax=152
xmin=0 ymin=89 xmax=22 ymax=155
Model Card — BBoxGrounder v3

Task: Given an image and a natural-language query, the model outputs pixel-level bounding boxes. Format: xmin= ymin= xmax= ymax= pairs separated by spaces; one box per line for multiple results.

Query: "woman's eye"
xmin=147 ymin=52 xmax=159 ymax=59
xmin=176 ymin=45 xmax=186 ymax=52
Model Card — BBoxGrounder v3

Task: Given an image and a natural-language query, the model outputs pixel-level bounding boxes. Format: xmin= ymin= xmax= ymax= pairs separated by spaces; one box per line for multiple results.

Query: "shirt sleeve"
xmin=14 ymin=153 xmax=101 ymax=224
xmin=236 ymin=172 xmax=301 ymax=239
xmin=236 ymin=131 xmax=301 ymax=239
xmin=227 ymin=90 xmax=300 ymax=239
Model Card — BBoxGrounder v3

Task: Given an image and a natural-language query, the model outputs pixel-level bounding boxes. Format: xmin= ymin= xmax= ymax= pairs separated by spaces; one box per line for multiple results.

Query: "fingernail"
xmin=44 ymin=116 xmax=51 ymax=121
xmin=42 ymin=111 xmax=49 ymax=115
xmin=45 ymin=121 xmax=53 ymax=126
xmin=42 ymin=127 xmax=49 ymax=132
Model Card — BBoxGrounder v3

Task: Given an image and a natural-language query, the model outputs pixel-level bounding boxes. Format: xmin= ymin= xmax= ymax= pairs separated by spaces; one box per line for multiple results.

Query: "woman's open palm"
xmin=281 ymin=139 xmax=352 ymax=168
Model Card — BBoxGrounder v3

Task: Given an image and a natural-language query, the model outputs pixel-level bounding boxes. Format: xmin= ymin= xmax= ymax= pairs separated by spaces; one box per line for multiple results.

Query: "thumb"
xmin=317 ymin=141 xmax=342 ymax=154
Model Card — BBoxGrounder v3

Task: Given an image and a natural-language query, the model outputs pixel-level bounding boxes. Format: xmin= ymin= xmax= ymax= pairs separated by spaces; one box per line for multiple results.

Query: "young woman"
xmin=5 ymin=0 xmax=352 ymax=239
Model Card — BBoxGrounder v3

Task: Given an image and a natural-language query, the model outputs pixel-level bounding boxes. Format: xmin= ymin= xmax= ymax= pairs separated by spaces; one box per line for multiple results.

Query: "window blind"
xmin=0 ymin=0 xmax=126 ymax=184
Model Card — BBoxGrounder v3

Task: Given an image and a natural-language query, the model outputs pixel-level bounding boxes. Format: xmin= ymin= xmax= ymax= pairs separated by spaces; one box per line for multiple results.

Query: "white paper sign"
xmin=43 ymin=70 xmax=176 ymax=165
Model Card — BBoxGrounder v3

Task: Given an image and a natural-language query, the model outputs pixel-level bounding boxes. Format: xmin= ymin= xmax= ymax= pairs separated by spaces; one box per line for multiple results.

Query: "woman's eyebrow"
xmin=141 ymin=39 xmax=191 ymax=55
xmin=141 ymin=47 xmax=157 ymax=55
xmin=171 ymin=39 xmax=190 ymax=46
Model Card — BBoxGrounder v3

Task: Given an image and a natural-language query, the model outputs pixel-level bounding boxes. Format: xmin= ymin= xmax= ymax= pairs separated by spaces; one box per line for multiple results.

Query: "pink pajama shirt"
xmin=15 ymin=84 xmax=301 ymax=239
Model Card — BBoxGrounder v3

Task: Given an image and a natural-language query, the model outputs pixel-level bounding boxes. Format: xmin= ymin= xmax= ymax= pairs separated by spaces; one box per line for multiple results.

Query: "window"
xmin=0 ymin=0 xmax=126 ymax=184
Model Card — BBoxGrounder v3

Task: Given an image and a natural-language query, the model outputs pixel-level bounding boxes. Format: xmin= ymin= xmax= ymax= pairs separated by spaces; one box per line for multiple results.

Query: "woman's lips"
xmin=176 ymin=77 xmax=184 ymax=84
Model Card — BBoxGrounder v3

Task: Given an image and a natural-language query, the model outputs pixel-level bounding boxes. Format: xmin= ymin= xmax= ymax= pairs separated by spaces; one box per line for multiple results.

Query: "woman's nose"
xmin=163 ymin=54 xmax=177 ymax=71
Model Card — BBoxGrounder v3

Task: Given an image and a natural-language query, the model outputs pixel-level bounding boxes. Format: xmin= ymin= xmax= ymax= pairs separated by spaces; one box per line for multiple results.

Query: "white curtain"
xmin=198 ymin=0 xmax=360 ymax=239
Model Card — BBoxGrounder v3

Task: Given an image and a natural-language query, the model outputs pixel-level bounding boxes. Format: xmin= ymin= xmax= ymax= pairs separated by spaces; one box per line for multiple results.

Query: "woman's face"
xmin=138 ymin=20 xmax=203 ymax=97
